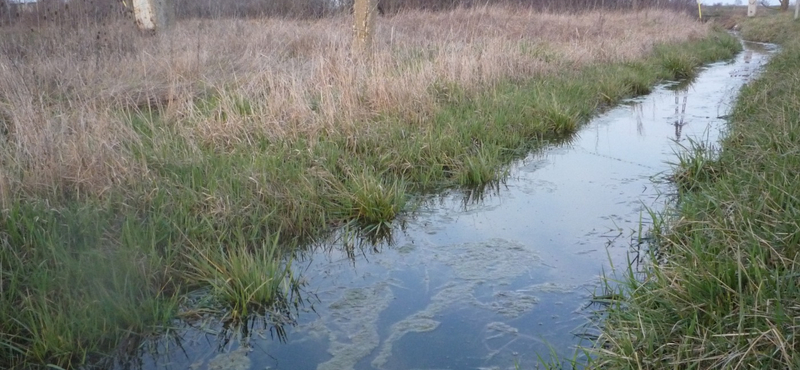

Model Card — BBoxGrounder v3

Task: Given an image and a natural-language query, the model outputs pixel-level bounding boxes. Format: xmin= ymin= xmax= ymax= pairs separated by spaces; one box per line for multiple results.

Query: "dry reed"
xmin=0 ymin=6 xmax=709 ymax=201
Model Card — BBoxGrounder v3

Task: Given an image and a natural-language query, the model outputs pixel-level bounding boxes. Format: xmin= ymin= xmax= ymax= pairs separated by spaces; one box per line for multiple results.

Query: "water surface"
xmin=120 ymin=40 xmax=774 ymax=370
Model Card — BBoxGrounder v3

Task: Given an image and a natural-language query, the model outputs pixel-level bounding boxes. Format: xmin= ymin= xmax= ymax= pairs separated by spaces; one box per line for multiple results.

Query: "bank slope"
xmin=0 ymin=12 xmax=740 ymax=369
xmin=596 ymin=13 xmax=800 ymax=370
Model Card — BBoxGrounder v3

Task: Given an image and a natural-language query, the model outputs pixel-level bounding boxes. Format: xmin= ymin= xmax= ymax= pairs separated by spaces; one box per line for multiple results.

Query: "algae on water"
xmin=371 ymin=238 xmax=544 ymax=369
xmin=295 ymin=238 xmax=549 ymax=370
xmin=483 ymin=290 xmax=539 ymax=318
xmin=315 ymin=284 xmax=394 ymax=370
xmin=207 ymin=346 xmax=251 ymax=370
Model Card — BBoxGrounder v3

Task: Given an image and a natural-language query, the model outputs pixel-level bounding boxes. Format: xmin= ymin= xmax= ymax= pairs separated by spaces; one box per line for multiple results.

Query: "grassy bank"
xmin=595 ymin=13 xmax=800 ymax=370
xmin=0 ymin=8 xmax=739 ymax=369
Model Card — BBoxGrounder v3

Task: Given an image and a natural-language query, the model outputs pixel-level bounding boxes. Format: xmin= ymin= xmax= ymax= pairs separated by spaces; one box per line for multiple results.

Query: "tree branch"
xmin=759 ymin=0 xmax=780 ymax=10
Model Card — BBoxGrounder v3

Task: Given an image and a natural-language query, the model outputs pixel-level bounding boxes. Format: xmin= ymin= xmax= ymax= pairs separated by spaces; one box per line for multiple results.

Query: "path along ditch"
xmin=117 ymin=40 xmax=775 ymax=370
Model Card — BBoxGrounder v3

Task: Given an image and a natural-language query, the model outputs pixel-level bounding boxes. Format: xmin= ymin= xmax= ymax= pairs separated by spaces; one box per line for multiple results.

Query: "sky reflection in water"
xmin=119 ymin=41 xmax=775 ymax=370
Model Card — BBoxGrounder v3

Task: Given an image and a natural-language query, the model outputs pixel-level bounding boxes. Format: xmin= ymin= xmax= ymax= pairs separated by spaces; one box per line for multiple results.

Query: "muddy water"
xmin=122 ymin=41 xmax=774 ymax=370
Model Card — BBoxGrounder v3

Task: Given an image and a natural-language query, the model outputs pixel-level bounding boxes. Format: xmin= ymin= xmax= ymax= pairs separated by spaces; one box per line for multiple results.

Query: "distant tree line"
xmin=0 ymin=0 xmax=700 ymax=27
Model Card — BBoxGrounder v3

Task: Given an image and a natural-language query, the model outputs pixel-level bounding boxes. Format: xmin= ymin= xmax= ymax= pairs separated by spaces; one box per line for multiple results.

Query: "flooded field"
xmin=117 ymin=40 xmax=775 ymax=370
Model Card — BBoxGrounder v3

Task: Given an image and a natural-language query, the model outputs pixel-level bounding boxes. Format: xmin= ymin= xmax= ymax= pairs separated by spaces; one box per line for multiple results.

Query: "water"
xmin=117 ymin=40 xmax=775 ymax=370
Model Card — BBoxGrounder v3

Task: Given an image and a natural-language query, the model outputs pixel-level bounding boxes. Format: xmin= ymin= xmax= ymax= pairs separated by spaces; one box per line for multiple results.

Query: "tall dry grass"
xmin=0 ymin=6 xmax=709 ymax=202
xmin=0 ymin=7 xmax=735 ymax=368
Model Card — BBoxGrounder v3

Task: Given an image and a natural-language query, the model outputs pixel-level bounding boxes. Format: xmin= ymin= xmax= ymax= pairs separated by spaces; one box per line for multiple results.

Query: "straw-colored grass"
xmin=0 ymin=7 xmax=708 ymax=201
xmin=0 ymin=6 xmax=742 ymax=369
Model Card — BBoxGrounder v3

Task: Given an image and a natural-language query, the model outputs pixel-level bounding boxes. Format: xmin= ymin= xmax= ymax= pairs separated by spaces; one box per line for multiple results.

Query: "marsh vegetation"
xmin=595 ymin=12 xmax=800 ymax=370
xmin=0 ymin=1 xmax=742 ymax=368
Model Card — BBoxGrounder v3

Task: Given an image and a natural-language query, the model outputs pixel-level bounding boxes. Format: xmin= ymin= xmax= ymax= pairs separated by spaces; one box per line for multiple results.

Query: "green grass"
xmin=738 ymin=11 xmax=799 ymax=44
xmin=594 ymin=13 xmax=800 ymax=370
xmin=0 ymin=202 xmax=180 ymax=368
xmin=182 ymin=234 xmax=300 ymax=321
xmin=670 ymin=138 xmax=721 ymax=192
xmin=0 ymin=30 xmax=741 ymax=369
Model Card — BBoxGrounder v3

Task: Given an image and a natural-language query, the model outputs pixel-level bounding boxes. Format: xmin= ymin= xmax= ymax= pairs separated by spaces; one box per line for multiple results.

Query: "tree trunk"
xmin=353 ymin=0 xmax=377 ymax=56
xmin=133 ymin=0 xmax=173 ymax=33
xmin=781 ymin=0 xmax=789 ymax=11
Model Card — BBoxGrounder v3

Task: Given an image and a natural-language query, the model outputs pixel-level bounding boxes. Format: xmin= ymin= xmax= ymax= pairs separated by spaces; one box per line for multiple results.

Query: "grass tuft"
xmin=182 ymin=234 xmax=299 ymax=321
xmin=595 ymin=13 xmax=800 ymax=370
xmin=669 ymin=139 xmax=721 ymax=192
xmin=457 ymin=145 xmax=506 ymax=187
xmin=541 ymin=104 xmax=581 ymax=136
xmin=0 ymin=6 xmax=742 ymax=369
xmin=660 ymin=52 xmax=698 ymax=79
xmin=343 ymin=171 xmax=408 ymax=227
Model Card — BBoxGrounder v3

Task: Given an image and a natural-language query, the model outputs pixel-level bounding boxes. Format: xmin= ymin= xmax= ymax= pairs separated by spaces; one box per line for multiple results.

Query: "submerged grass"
xmin=595 ymin=12 xmax=800 ymax=370
xmin=0 ymin=7 xmax=741 ymax=369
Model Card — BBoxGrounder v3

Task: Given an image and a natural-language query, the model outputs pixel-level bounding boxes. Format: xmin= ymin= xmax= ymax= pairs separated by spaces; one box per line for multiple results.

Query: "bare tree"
xmin=760 ymin=0 xmax=790 ymax=11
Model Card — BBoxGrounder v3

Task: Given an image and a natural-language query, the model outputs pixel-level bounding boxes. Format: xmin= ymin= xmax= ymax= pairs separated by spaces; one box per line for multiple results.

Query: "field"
xmin=0 ymin=5 xmax=740 ymax=369
xmin=595 ymin=11 xmax=800 ymax=370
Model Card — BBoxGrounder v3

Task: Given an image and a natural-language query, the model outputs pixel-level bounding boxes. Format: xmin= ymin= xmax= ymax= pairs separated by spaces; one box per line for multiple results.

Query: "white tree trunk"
xmin=133 ymin=0 xmax=173 ymax=32
xmin=132 ymin=0 xmax=155 ymax=31
xmin=748 ymin=0 xmax=757 ymax=17
xmin=353 ymin=0 xmax=377 ymax=56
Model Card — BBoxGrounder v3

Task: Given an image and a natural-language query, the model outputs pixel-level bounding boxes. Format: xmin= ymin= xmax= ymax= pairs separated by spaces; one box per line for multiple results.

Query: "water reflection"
xmin=673 ymin=88 xmax=689 ymax=141
xmin=108 ymin=314 xmax=294 ymax=370
xmin=632 ymin=101 xmax=645 ymax=137
xmin=114 ymin=41 xmax=777 ymax=370
xmin=459 ymin=179 xmax=503 ymax=207
xmin=104 ymin=254 xmax=311 ymax=370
